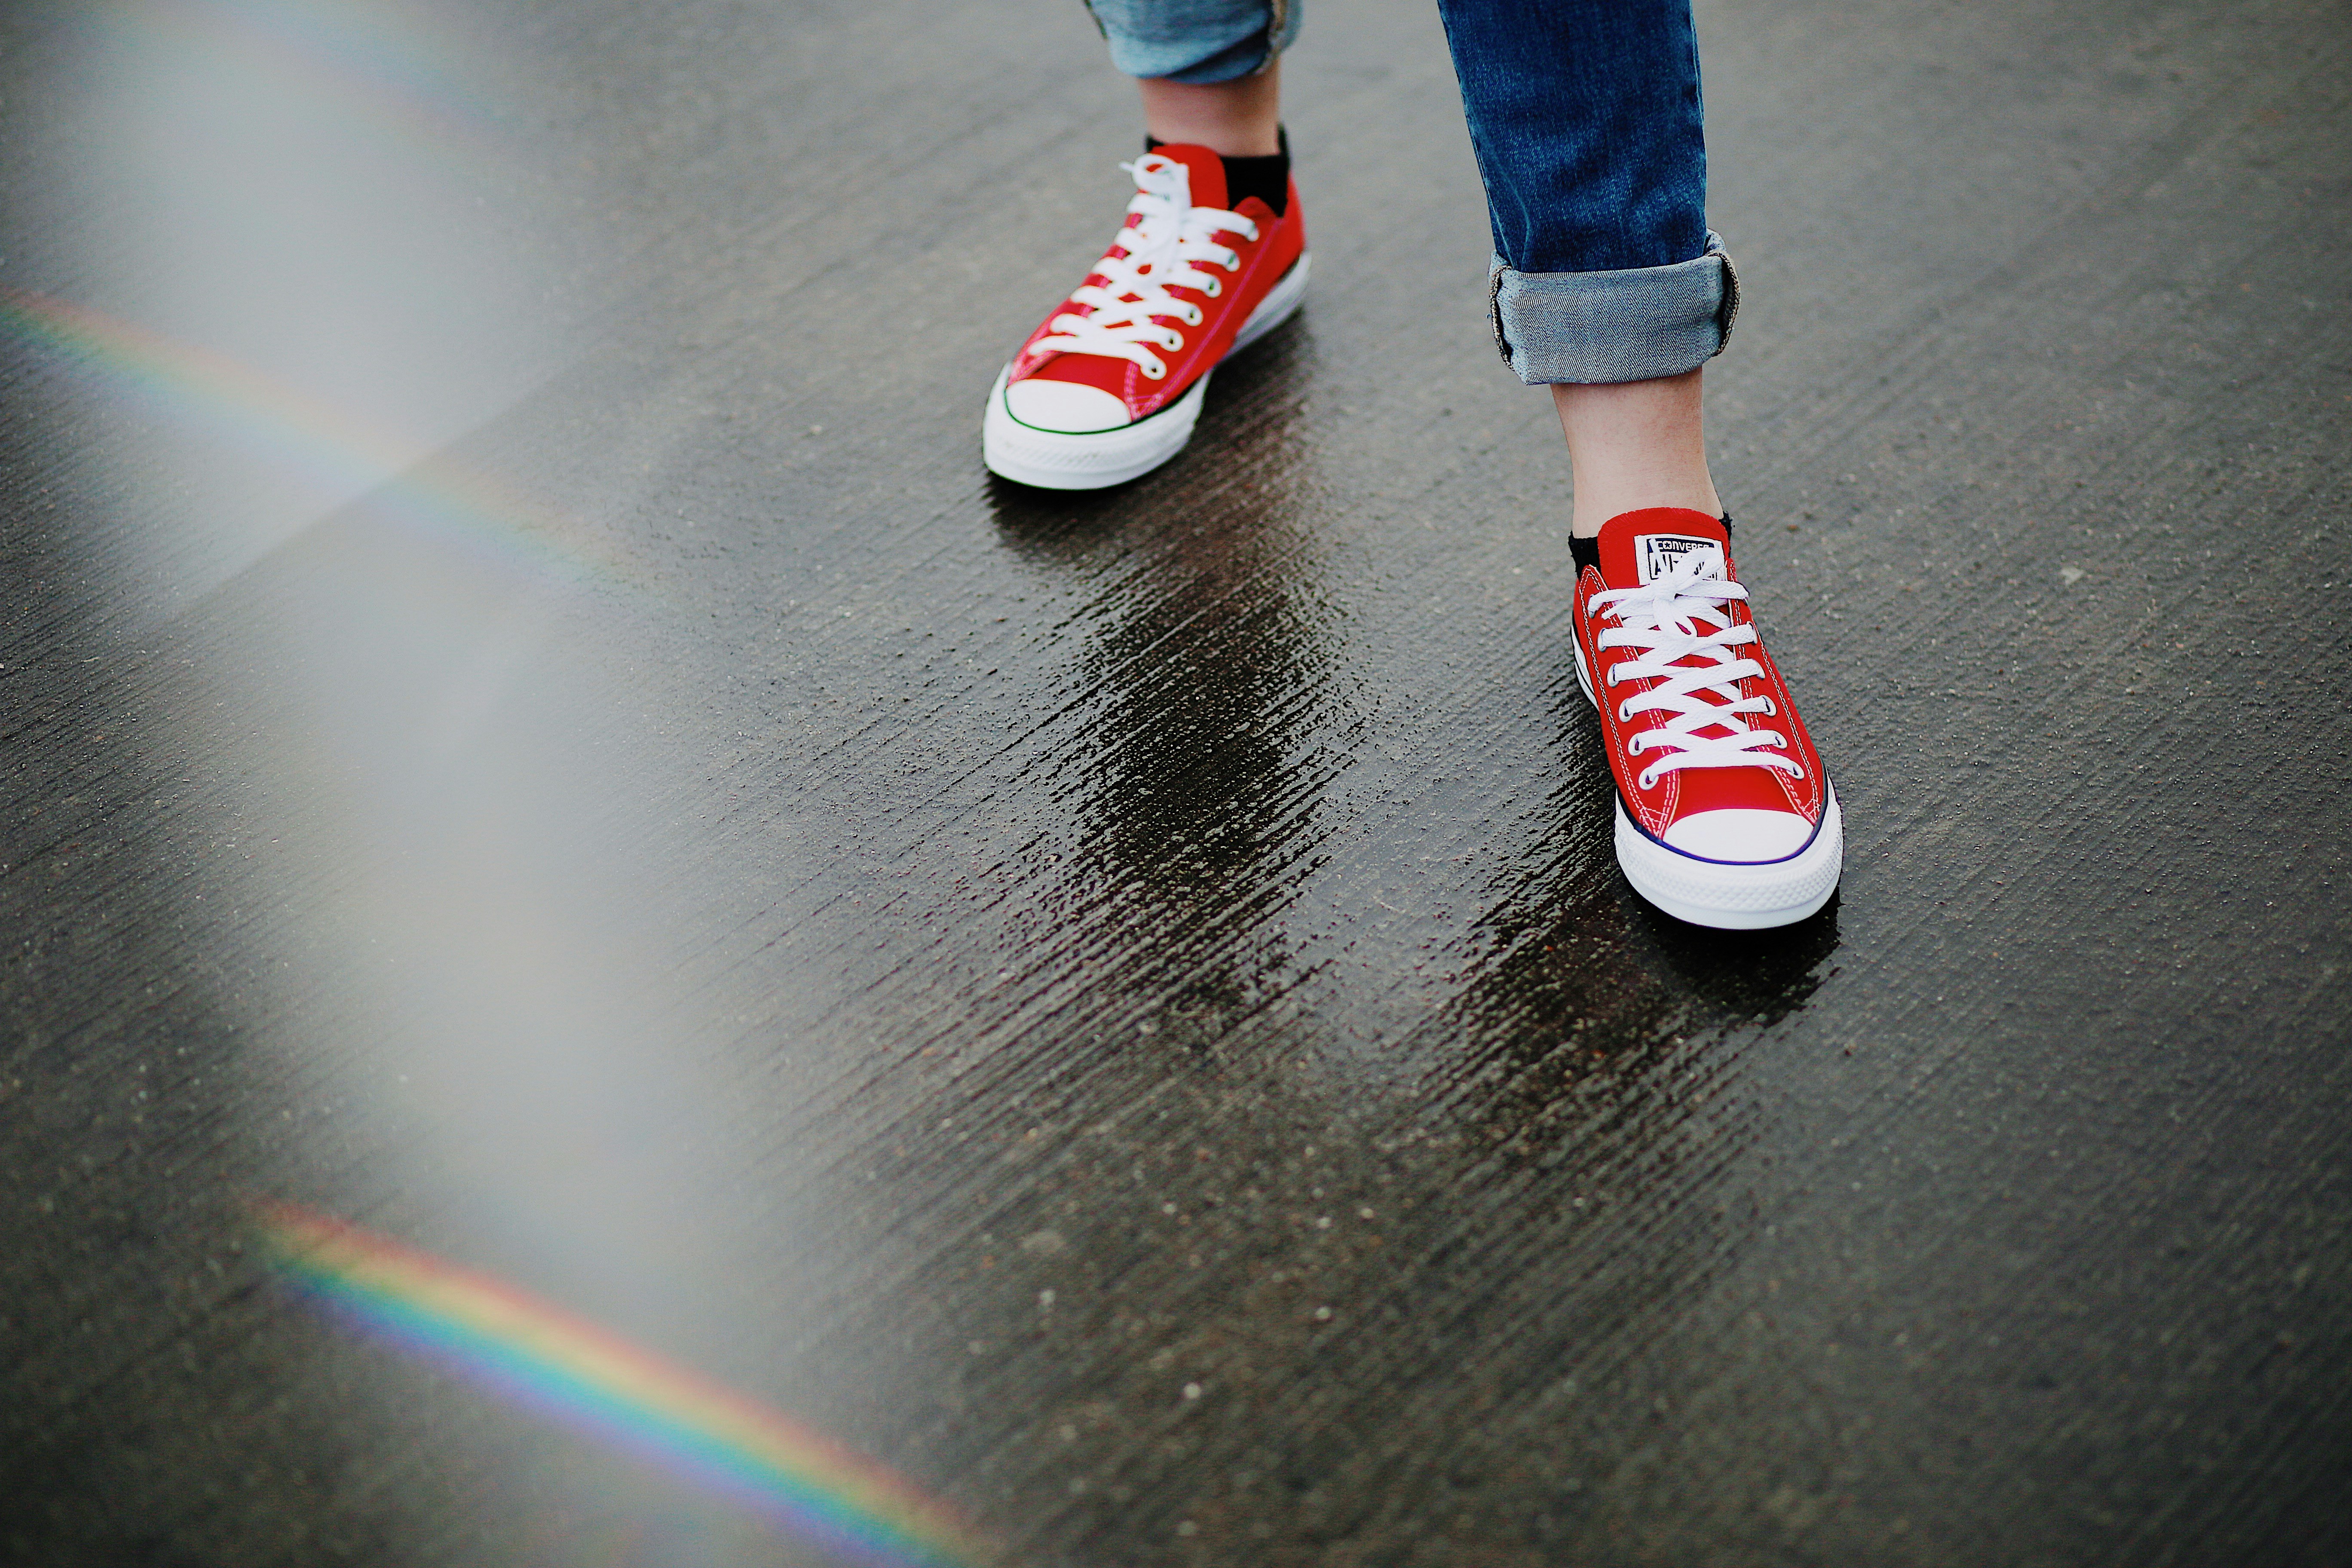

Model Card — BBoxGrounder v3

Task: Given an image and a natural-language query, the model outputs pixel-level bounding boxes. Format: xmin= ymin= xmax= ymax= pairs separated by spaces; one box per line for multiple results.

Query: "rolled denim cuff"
xmin=1087 ymin=0 xmax=1299 ymax=84
xmin=1487 ymin=231 xmax=1741 ymax=385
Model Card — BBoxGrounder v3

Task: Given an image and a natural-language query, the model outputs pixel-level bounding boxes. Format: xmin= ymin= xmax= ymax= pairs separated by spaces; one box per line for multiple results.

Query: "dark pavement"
xmin=5 ymin=0 xmax=2351 ymax=1563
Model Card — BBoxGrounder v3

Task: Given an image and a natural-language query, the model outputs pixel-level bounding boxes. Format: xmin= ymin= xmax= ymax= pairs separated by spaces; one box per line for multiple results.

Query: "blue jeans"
xmin=1078 ymin=0 xmax=1736 ymax=384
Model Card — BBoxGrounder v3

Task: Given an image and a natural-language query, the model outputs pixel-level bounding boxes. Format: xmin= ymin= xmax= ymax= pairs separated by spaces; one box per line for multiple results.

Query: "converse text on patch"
xmin=1635 ymin=533 xmax=1726 ymax=585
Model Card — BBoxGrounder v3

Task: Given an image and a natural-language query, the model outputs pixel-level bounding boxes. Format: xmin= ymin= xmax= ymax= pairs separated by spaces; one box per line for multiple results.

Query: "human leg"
xmin=1551 ymin=372 xmax=1720 ymax=538
xmin=1138 ymin=60 xmax=1282 ymax=156
xmin=980 ymin=1 xmax=1308 ymax=488
xmin=1435 ymin=0 xmax=1839 ymax=927
xmin=1434 ymin=0 xmax=1733 ymax=533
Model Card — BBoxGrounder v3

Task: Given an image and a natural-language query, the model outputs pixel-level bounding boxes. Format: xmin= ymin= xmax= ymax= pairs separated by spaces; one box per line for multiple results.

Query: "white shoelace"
xmin=1590 ymin=553 xmax=1804 ymax=791
xmin=1029 ymin=153 xmax=1259 ymax=382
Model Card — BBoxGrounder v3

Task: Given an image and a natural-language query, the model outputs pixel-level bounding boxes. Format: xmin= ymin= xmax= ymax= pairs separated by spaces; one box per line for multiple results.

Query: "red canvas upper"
xmin=1008 ymin=144 xmax=1306 ymax=423
xmin=1574 ymin=508 xmax=1828 ymax=848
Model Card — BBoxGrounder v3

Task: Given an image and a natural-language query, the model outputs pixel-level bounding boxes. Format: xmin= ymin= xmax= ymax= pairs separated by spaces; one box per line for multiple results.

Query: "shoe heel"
xmin=1224 ymin=253 xmax=1311 ymax=360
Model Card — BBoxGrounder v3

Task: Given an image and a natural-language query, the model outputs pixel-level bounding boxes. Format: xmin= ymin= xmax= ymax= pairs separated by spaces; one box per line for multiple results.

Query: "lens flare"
xmin=131 ymin=0 xmax=501 ymax=148
xmin=0 ymin=287 xmax=637 ymax=597
xmin=256 ymin=1204 xmax=998 ymax=1568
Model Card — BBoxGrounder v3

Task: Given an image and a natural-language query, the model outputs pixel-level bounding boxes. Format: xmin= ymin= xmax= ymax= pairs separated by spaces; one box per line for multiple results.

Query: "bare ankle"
xmin=1136 ymin=61 xmax=1283 ymax=157
xmin=1552 ymin=369 xmax=1723 ymax=536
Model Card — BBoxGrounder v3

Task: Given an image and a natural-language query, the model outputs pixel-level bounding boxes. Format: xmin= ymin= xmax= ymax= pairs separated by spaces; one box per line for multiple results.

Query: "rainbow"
xmin=257 ymin=1203 xmax=998 ymax=1568
xmin=0 ymin=286 xmax=639 ymax=597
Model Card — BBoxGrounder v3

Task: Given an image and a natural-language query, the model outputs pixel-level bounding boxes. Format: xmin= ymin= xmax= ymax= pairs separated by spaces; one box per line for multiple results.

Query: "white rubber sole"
xmin=982 ymin=252 xmax=1311 ymax=490
xmin=1572 ymin=638 xmax=1844 ymax=930
xmin=1613 ymin=792 xmax=1843 ymax=929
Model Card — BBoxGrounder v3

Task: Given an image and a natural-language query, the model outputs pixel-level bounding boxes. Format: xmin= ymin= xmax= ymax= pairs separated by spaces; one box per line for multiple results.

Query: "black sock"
xmin=1144 ymin=125 xmax=1290 ymax=217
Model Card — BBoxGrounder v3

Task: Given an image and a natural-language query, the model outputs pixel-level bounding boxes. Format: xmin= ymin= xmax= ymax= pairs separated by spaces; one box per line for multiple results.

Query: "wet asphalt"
xmin=4 ymin=0 xmax=2351 ymax=1563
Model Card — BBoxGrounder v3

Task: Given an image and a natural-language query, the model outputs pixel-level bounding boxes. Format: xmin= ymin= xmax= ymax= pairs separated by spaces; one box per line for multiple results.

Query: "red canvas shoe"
xmin=982 ymin=144 xmax=1308 ymax=489
xmin=1570 ymin=508 xmax=1843 ymax=928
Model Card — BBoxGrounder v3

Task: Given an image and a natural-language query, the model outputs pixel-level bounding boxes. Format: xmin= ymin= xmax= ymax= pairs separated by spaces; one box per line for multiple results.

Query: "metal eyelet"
xmin=1142 ymin=361 xmax=1166 ymax=380
xmin=1202 ymin=277 xmax=1222 ymax=297
xmin=1638 ymin=769 xmax=1661 ymax=790
xmin=1758 ymin=695 xmax=1776 ymax=716
xmin=1790 ymin=764 xmax=1806 ymax=780
xmin=1617 ymin=701 xmax=1634 ymax=722
xmin=1625 ymin=736 xmax=1644 ymax=757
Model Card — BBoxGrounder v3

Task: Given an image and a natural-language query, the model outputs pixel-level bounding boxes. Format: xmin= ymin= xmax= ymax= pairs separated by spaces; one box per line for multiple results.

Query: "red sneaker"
xmin=983 ymin=145 xmax=1308 ymax=489
xmin=1570 ymin=508 xmax=1844 ymax=928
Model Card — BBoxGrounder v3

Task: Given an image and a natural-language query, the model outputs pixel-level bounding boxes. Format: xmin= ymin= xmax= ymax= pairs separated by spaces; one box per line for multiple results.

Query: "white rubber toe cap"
xmin=1659 ymin=808 xmax=1816 ymax=864
xmin=1003 ymin=377 xmax=1131 ymax=434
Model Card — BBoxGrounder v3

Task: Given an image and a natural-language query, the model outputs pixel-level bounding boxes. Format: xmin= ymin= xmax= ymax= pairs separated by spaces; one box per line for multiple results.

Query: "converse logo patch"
xmin=1635 ymin=533 xmax=1726 ymax=585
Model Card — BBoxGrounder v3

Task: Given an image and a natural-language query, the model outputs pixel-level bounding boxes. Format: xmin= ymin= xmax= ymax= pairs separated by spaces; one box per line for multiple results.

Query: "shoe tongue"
xmin=1597 ymin=507 xmax=1731 ymax=587
xmin=1143 ymin=143 xmax=1229 ymax=211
